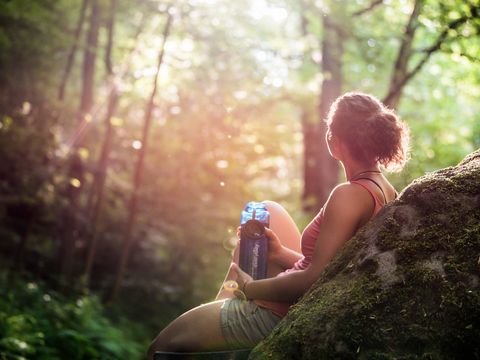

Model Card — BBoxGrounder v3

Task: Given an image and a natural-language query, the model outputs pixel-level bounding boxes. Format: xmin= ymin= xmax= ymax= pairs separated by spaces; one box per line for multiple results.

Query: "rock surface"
xmin=250 ymin=150 xmax=480 ymax=359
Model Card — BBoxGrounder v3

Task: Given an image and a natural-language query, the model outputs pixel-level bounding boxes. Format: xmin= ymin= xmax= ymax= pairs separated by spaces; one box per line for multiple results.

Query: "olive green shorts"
xmin=220 ymin=298 xmax=282 ymax=349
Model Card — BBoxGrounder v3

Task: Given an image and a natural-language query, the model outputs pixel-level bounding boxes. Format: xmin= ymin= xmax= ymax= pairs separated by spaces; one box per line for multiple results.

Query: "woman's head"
xmin=325 ymin=92 xmax=410 ymax=172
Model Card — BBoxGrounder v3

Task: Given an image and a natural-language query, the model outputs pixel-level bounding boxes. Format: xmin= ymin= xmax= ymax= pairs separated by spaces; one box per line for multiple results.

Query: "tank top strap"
xmin=350 ymin=179 xmax=385 ymax=216
xmin=352 ymin=177 xmax=387 ymax=205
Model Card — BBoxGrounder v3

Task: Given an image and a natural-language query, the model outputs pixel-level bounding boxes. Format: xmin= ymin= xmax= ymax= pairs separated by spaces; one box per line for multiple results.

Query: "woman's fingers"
xmin=264 ymin=227 xmax=275 ymax=238
xmin=231 ymin=262 xmax=253 ymax=286
xmin=264 ymin=227 xmax=282 ymax=252
xmin=231 ymin=262 xmax=244 ymax=276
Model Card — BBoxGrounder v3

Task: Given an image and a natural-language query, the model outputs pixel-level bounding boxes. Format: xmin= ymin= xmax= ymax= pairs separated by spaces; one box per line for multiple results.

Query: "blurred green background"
xmin=0 ymin=0 xmax=479 ymax=358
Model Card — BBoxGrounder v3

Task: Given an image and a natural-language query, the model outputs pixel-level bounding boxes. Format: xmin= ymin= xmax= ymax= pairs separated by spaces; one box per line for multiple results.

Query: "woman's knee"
xmin=261 ymin=200 xmax=301 ymax=251
xmin=147 ymin=328 xmax=193 ymax=356
xmin=261 ymin=200 xmax=283 ymax=212
xmin=262 ymin=200 xmax=294 ymax=222
xmin=148 ymin=301 xmax=225 ymax=355
xmin=147 ymin=331 xmax=174 ymax=355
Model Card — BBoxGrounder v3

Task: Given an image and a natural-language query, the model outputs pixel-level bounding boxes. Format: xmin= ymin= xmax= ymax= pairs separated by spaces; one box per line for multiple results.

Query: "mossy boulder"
xmin=251 ymin=150 xmax=480 ymax=359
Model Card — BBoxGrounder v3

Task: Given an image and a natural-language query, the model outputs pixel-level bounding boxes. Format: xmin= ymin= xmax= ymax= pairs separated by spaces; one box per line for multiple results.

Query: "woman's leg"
xmin=147 ymin=300 xmax=227 ymax=359
xmin=262 ymin=200 xmax=301 ymax=253
xmin=215 ymin=200 xmax=301 ymax=299
xmin=149 ymin=201 xmax=300 ymax=357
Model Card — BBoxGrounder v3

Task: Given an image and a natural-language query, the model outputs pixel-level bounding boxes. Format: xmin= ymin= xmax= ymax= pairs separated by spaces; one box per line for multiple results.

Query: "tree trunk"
xmin=303 ymin=15 xmax=343 ymax=212
xmin=104 ymin=0 xmax=116 ymax=75
xmin=301 ymin=109 xmax=323 ymax=211
xmin=58 ymin=0 xmax=100 ymax=281
xmin=83 ymin=3 xmax=148 ymax=286
xmin=79 ymin=0 xmax=101 ymax=124
xmin=58 ymin=0 xmax=90 ymax=101
xmin=83 ymin=0 xmax=118 ymax=286
xmin=9 ymin=203 xmax=35 ymax=272
xmin=59 ymin=153 xmax=84 ymax=278
xmin=108 ymin=12 xmax=173 ymax=302
xmin=83 ymin=88 xmax=118 ymax=285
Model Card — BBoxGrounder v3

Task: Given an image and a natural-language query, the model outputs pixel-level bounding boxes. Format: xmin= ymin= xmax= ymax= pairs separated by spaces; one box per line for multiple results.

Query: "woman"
xmin=147 ymin=92 xmax=409 ymax=358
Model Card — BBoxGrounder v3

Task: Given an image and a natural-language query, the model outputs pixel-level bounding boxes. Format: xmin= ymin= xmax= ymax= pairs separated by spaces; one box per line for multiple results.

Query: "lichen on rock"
xmin=250 ymin=150 xmax=480 ymax=359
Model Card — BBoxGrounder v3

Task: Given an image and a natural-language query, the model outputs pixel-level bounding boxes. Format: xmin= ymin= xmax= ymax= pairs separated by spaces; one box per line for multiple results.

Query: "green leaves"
xmin=0 ymin=276 xmax=144 ymax=360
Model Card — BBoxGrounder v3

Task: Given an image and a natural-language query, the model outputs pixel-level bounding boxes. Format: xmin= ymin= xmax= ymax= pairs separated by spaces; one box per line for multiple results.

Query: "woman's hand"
xmin=237 ymin=225 xmax=284 ymax=263
xmin=265 ymin=227 xmax=283 ymax=261
xmin=231 ymin=263 xmax=253 ymax=299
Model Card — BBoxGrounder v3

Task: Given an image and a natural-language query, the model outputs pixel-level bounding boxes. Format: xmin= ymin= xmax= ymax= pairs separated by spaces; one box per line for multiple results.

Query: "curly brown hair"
xmin=325 ymin=92 xmax=410 ymax=172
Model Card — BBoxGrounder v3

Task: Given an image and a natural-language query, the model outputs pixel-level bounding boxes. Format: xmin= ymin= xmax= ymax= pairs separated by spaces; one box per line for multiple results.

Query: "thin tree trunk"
xmin=85 ymin=10 xmax=145 ymax=217
xmin=83 ymin=6 xmax=146 ymax=285
xmin=10 ymin=208 xmax=34 ymax=272
xmin=58 ymin=0 xmax=100 ymax=281
xmin=59 ymin=153 xmax=84 ymax=278
xmin=83 ymin=88 xmax=118 ymax=284
xmin=302 ymin=109 xmax=323 ymax=211
xmin=6 ymin=210 xmax=32 ymax=285
xmin=108 ymin=13 xmax=173 ymax=302
xmin=58 ymin=0 xmax=90 ymax=101
xmin=79 ymin=0 xmax=101 ymax=124
xmin=303 ymin=15 xmax=343 ymax=212
xmin=83 ymin=0 xmax=117 ymax=285
xmin=104 ymin=0 xmax=116 ymax=75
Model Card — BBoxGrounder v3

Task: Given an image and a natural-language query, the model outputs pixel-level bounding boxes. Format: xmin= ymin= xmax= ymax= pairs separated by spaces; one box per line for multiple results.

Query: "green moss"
xmin=250 ymin=150 xmax=480 ymax=359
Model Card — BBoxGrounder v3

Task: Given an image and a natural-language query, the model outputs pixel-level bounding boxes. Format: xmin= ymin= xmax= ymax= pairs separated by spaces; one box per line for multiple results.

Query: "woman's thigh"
xmin=148 ymin=300 xmax=228 ymax=356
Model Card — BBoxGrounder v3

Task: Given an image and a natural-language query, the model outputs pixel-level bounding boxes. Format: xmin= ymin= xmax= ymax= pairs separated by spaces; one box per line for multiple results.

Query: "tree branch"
xmin=383 ymin=0 xmax=423 ymax=108
xmin=353 ymin=0 xmax=383 ymax=17
xmin=444 ymin=49 xmax=480 ymax=63
xmin=384 ymin=3 xmax=478 ymax=106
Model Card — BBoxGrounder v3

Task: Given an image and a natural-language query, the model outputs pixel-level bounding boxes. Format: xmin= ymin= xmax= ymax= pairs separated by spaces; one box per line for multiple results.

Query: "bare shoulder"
xmin=327 ymin=182 xmax=374 ymax=205
xmin=324 ymin=182 xmax=375 ymax=222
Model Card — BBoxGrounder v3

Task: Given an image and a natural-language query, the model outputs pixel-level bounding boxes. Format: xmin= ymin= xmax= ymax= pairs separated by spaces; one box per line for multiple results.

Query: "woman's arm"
xmin=271 ymin=245 xmax=303 ymax=270
xmin=235 ymin=183 xmax=374 ymax=303
xmin=264 ymin=228 xmax=303 ymax=270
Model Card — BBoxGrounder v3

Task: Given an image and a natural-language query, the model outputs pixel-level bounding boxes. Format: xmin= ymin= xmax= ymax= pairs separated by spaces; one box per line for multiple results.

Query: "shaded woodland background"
xmin=0 ymin=0 xmax=479 ymax=358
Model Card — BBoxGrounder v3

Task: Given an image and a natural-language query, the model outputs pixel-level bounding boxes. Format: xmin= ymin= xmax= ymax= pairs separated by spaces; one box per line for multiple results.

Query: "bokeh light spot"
xmin=21 ymin=101 xmax=31 ymax=115
xmin=216 ymin=160 xmax=229 ymax=169
xmin=132 ymin=140 xmax=142 ymax=150
xmin=70 ymin=178 xmax=81 ymax=188
xmin=110 ymin=117 xmax=123 ymax=127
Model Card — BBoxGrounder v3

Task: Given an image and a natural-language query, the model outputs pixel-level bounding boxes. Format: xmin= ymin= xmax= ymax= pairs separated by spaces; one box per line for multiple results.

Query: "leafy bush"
xmin=0 ymin=274 xmax=145 ymax=360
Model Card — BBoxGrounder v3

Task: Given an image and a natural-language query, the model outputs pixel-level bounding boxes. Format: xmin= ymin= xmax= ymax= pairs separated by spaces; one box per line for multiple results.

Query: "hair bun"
xmin=368 ymin=111 xmax=395 ymax=125
xmin=380 ymin=111 xmax=397 ymax=123
xmin=326 ymin=92 xmax=410 ymax=172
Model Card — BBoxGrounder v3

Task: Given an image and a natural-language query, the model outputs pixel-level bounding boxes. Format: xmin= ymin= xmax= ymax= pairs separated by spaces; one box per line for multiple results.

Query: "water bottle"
xmin=239 ymin=201 xmax=270 ymax=280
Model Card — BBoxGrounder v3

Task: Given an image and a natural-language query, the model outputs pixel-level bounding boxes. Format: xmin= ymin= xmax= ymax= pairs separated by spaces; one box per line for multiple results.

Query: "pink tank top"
xmin=255 ymin=180 xmax=385 ymax=317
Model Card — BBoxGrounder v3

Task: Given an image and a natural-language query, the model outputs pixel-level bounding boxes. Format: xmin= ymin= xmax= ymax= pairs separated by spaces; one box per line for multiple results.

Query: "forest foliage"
xmin=0 ymin=0 xmax=479 ymax=358
xmin=0 ymin=273 xmax=144 ymax=359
